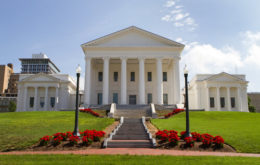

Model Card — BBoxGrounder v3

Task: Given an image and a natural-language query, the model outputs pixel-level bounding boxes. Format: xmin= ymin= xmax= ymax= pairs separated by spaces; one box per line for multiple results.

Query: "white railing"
xmin=150 ymin=103 xmax=158 ymax=118
xmin=103 ymin=116 xmax=124 ymax=148
xmin=142 ymin=116 xmax=157 ymax=148
xmin=108 ymin=103 xmax=116 ymax=118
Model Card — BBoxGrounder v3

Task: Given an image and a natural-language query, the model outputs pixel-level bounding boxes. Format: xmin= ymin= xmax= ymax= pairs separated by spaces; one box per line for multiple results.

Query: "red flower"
xmin=184 ymin=137 xmax=194 ymax=147
xmin=201 ymin=133 xmax=214 ymax=147
xmin=69 ymin=135 xmax=80 ymax=145
xmin=79 ymin=108 xmax=101 ymax=117
xmin=39 ymin=135 xmax=52 ymax=146
xmin=213 ymin=136 xmax=224 ymax=148
xmin=164 ymin=108 xmax=184 ymax=118
xmin=191 ymin=132 xmax=201 ymax=142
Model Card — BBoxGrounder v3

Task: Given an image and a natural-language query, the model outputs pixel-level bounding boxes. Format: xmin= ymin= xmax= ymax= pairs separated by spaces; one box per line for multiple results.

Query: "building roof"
xmin=81 ymin=26 xmax=185 ymax=48
xmin=19 ymin=57 xmax=60 ymax=72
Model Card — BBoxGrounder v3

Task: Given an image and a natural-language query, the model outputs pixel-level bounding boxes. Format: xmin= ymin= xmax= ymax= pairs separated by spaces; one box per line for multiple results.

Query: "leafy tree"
xmin=248 ymin=97 xmax=256 ymax=113
xmin=8 ymin=101 xmax=16 ymax=112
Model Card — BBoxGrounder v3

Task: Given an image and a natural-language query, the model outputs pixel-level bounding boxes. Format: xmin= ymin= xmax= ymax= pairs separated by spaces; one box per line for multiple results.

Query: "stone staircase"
xmin=114 ymin=105 xmax=152 ymax=118
xmin=106 ymin=118 xmax=153 ymax=148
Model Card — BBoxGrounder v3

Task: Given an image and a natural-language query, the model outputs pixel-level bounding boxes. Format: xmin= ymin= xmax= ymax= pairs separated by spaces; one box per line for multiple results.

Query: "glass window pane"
xmin=163 ymin=72 xmax=167 ymax=81
xmin=131 ymin=72 xmax=135 ymax=81
xmin=148 ymin=72 xmax=152 ymax=81
xmin=114 ymin=72 xmax=118 ymax=82
xmin=98 ymin=72 xmax=103 ymax=82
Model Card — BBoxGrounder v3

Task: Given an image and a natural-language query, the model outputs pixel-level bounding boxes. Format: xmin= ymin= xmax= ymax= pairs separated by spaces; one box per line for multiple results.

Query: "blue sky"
xmin=1 ymin=0 xmax=260 ymax=91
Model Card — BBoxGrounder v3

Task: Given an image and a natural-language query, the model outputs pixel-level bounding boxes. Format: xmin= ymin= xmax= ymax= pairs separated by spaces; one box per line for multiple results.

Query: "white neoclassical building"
xmin=81 ymin=26 xmax=184 ymax=105
xmin=187 ymin=72 xmax=249 ymax=112
xmin=16 ymin=73 xmax=77 ymax=111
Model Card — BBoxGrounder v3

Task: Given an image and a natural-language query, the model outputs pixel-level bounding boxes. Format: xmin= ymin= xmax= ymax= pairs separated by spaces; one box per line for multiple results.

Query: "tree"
xmin=248 ymin=97 xmax=256 ymax=113
xmin=8 ymin=101 xmax=16 ymax=112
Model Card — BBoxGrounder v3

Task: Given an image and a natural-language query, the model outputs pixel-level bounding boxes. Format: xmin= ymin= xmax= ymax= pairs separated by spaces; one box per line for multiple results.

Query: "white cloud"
xmin=175 ymin=13 xmax=189 ymax=21
xmin=165 ymin=0 xmax=175 ymax=7
xmin=174 ymin=22 xmax=184 ymax=27
xmin=181 ymin=44 xmax=242 ymax=74
xmin=180 ymin=31 xmax=260 ymax=91
xmin=161 ymin=0 xmax=197 ymax=31
xmin=161 ymin=14 xmax=172 ymax=22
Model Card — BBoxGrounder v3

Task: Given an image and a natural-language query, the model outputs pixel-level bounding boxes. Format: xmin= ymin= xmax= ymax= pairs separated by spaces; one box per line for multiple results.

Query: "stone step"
xmin=107 ymin=141 xmax=153 ymax=148
xmin=112 ymin=135 xmax=149 ymax=140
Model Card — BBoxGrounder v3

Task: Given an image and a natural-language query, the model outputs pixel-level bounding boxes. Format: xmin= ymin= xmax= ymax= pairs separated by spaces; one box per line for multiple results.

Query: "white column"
xmin=33 ymin=86 xmax=38 ymax=111
xmin=216 ymin=87 xmax=220 ymax=111
xmin=23 ymin=86 xmax=28 ymax=111
xmin=55 ymin=87 xmax=59 ymax=111
xmin=237 ymin=87 xmax=242 ymax=111
xmin=205 ymin=87 xmax=210 ymax=111
xmin=156 ymin=58 xmax=163 ymax=104
xmin=44 ymin=86 xmax=48 ymax=111
xmin=103 ymin=57 xmax=110 ymax=105
xmin=84 ymin=57 xmax=92 ymax=105
xmin=138 ymin=57 xmax=145 ymax=104
xmin=227 ymin=87 xmax=231 ymax=111
xmin=173 ymin=59 xmax=181 ymax=104
xmin=120 ymin=57 xmax=127 ymax=104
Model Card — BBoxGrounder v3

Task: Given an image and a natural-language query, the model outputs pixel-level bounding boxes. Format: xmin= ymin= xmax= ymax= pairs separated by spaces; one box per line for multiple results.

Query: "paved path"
xmin=1 ymin=148 xmax=260 ymax=157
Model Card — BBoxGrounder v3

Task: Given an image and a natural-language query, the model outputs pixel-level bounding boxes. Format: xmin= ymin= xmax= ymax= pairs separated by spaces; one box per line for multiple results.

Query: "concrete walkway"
xmin=1 ymin=148 xmax=260 ymax=157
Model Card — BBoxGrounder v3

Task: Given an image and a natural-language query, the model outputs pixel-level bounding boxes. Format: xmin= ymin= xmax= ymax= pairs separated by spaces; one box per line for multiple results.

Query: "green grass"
xmin=0 ymin=111 xmax=114 ymax=151
xmin=0 ymin=155 xmax=260 ymax=165
xmin=152 ymin=111 xmax=260 ymax=153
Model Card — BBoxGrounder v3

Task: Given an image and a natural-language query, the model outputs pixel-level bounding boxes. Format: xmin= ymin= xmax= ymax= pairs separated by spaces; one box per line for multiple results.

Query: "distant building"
xmin=186 ymin=72 xmax=249 ymax=112
xmin=248 ymin=93 xmax=260 ymax=113
xmin=17 ymin=73 xmax=76 ymax=111
xmin=0 ymin=63 xmax=13 ymax=94
xmin=19 ymin=53 xmax=60 ymax=74
xmin=4 ymin=73 xmax=20 ymax=96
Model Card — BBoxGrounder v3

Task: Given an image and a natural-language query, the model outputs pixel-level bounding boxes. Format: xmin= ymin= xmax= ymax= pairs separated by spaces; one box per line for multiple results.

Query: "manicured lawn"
xmin=152 ymin=111 xmax=260 ymax=153
xmin=0 ymin=155 xmax=260 ymax=165
xmin=0 ymin=111 xmax=114 ymax=151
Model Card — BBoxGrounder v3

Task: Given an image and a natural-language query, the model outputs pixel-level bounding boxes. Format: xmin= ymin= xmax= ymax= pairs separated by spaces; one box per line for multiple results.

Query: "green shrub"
xmin=248 ymin=97 xmax=256 ymax=113
xmin=8 ymin=101 xmax=16 ymax=112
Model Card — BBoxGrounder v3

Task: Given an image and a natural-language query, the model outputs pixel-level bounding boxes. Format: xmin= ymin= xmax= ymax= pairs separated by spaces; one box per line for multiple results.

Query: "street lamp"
xmin=73 ymin=64 xmax=81 ymax=137
xmin=184 ymin=65 xmax=191 ymax=137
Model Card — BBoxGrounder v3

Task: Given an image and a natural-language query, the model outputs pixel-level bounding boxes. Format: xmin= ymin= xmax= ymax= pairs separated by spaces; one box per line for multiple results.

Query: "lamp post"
xmin=184 ymin=65 xmax=191 ymax=137
xmin=73 ymin=64 xmax=81 ymax=137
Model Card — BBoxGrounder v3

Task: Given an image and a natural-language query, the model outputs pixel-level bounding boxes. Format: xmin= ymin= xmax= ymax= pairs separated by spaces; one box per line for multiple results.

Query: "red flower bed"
xmin=80 ymin=108 xmax=100 ymax=117
xmin=82 ymin=130 xmax=105 ymax=142
xmin=164 ymin=108 xmax=184 ymax=118
xmin=39 ymin=135 xmax=52 ymax=146
xmin=191 ymin=132 xmax=201 ymax=142
xmin=53 ymin=136 xmax=63 ymax=145
xmin=155 ymin=129 xmax=225 ymax=149
xmin=39 ymin=129 xmax=106 ymax=147
xmin=213 ymin=136 xmax=224 ymax=148
xmin=201 ymin=133 xmax=214 ymax=147
xmin=155 ymin=129 xmax=179 ymax=145
xmin=184 ymin=137 xmax=194 ymax=147
xmin=69 ymin=135 xmax=80 ymax=145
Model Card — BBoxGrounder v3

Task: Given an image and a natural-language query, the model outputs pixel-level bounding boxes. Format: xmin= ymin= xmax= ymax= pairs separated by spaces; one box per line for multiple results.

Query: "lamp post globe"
xmin=73 ymin=64 xmax=81 ymax=137
xmin=184 ymin=65 xmax=191 ymax=137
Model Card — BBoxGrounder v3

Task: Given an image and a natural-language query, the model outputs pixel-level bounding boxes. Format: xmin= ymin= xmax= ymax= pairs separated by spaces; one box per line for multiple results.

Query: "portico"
xmin=81 ymin=26 xmax=185 ymax=106
xmin=16 ymin=73 xmax=77 ymax=111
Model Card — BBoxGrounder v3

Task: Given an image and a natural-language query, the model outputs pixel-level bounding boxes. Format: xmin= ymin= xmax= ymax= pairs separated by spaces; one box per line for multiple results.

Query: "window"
xmin=129 ymin=95 xmax=136 ymax=105
xmin=231 ymin=97 xmax=235 ymax=108
xmin=163 ymin=94 xmax=168 ymax=105
xmin=147 ymin=93 xmax=152 ymax=104
xmin=29 ymin=97 xmax=34 ymax=108
xmin=147 ymin=72 xmax=152 ymax=81
xmin=114 ymin=72 xmax=118 ymax=82
xmin=210 ymin=97 xmax=215 ymax=108
xmin=163 ymin=72 xmax=167 ymax=81
xmin=113 ymin=93 xmax=118 ymax=104
xmin=98 ymin=72 xmax=103 ymax=82
xmin=97 ymin=93 xmax=102 ymax=105
xmin=40 ymin=97 xmax=44 ymax=108
xmin=50 ymin=97 xmax=55 ymax=108
xmin=220 ymin=97 xmax=225 ymax=108
xmin=130 ymin=72 xmax=135 ymax=81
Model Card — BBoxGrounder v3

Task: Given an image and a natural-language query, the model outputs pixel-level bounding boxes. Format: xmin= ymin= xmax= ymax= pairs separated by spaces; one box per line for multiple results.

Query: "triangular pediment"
xmin=206 ymin=72 xmax=244 ymax=82
xmin=21 ymin=73 xmax=60 ymax=82
xmin=82 ymin=26 xmax=185 ymax=47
